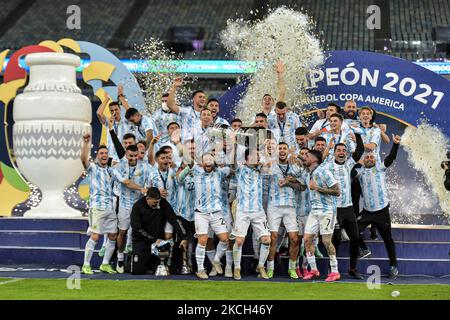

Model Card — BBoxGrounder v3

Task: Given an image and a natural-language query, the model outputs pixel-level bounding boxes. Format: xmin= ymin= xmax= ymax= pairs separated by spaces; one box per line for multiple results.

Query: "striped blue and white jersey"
xmin=154 ymin=141 xmax=182 ymax=168
xmin=309 ymin=165 xmax=338 ymax=212
xmin=192 ymin=166 xmax=230 ymax=213
xmin=295 ymin=170 xmax=311 ymax=217
xmin=267 ymin=111 xmax=301 ymax=146
xmin=324 ymin=158 xmax=356 ymax=208
xmin=193 ymin=126 xmax=214 ymax=158
xmin=176 ymin=167 xmax=196 ymax=222
xmin=215 ymin=145 xmax=245 ymax=199
xmin=321 ymin=129 xmax=356 ymax=162
xmin=106 ymin=117 xmax=131 ymax=162
xmin=268 ymin=163 xmax=302 ymax=207
xmin=152 ymin=108 xmax=179 ymax=145
xmin=213 ymin=116 xmax=230 ymax=126
xmin=236 ymin=164 xmax=267 ymax=213
xmin=149 ymin=167 xmax=178 ymax=211
xmin=359 ymin=125 xmax=381 ymax=160
xmin=128 ymin=115 xmax=154 ymax=142
xmin=178 ymin=106 xmax=201 ymax=142
xmin=86 ymin=162 xmax=115 ymax=210
xmin=113 ymin=160 xmax=151 ymax=209
xmin=356 ymin=163 xmax=389 ymax=212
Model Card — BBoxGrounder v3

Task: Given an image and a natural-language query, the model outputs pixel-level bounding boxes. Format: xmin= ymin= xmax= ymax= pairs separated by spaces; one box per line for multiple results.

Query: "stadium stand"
xmin=0 ymin=0 xmax=448 ymax=61
xmin=0 ymin=0 xmax=135 ymax=48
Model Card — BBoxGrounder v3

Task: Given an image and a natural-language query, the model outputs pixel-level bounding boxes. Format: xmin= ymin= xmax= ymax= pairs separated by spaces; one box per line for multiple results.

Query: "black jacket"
xmin=130 ymin=197 xmax=188 ymax=247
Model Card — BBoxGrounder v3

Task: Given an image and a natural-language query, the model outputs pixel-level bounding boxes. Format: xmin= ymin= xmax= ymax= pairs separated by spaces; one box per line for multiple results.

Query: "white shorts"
xmin=296 ymin=215 xmax=308 ymax=236
xmin=231 ymin=210 xmax=270 ymax=240
xmin=304 ymin=209 xmax=336 ymax=235
xmin=194 ymin=211 xmax=228 ymax=237
xmin=208 ymin=214 xmax=232 ymax=238
xmin=118 ymin=206 xmax=132 ymax=231
xmin=267 ymin=205 xmax=299 ymax=233
xmin=88 ymin=207 xmax=118 ymax=235
xmin=164 ymin=221 xmax=173 ymax=234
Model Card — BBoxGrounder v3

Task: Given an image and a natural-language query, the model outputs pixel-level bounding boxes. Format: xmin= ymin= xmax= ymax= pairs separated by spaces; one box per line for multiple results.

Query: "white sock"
xmin=233 ymin=244 xmax=242 ymax=269
xmin=126 ymin=228 xmax=132 ymax=248
xmin=196 ymin=245 xmax=206 ymax=271
xmin=225 ymin=250 xmax=233 ymax=269
xmin=252 ymin=232 xmax=260 ymax=259
xmin=288 ymin=259 xmax=296 ymax=270
xmin=258 ymin=243 xmax=270 ymax=267
xmin=267 ymin=259 xmax=275 ymax=271
xmin=301 ymin=258 xmax=309 ymax=269
xmin=117 ymin=252 xmax=124 ymax=262
xmin=329 ymin=255 xmax=339 ymax=273
xmin=306 ymin=252 xmax=317 ymax=270
xmin=83 ymin=239 xmax=97 ymax=266
xmin=206 ymin=250 xmax=216 ymax=264
xmin=214 ymin=241 xmax=228 ymax=263
xmin=102 ymin=236 xmax=108 ymax=247
xmin=102 ymin=239 xmax=116 ymax=265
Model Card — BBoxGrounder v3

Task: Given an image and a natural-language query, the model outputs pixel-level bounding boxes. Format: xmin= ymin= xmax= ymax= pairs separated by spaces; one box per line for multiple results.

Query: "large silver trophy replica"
xmin=153 ymin=241 xmax=171 ymax=276
xmin=207 ymin=123 xmax=271 ymax=149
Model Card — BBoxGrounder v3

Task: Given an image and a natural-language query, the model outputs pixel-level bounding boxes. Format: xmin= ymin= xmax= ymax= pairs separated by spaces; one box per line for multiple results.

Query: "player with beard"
xmin=166 ymin=77 xmax=206 ymax=142
xmin=343 ymin=100 xmax=359 ymax=127
xmin=321 ymin=113 xmax=356 ymax=163
xmin=326 ymin=132 xmax=365 ymax=279
xmin=309 ymin=103 xmax=350 ymax=140
xmin=353 ymin=135 xmax=401 ymax=279
xmin=231 ymin=148 xmax=272 ymax=280
xmin=178 ymin=153 xmax=232 ymax=279
xmin=112 ymin=145 xmax=150 ymax=273
xmin=266 ymin=142 xmax=304 ymax=279
xmin=80 ymin=134 xmax=118 ymax=275
xmin=302 ymin=150 xmax=341 ymax=282
xmin=124 ymin=108 xmax=155 ymax=149
xmin=207 ymin=98 xmax=230 ymax=126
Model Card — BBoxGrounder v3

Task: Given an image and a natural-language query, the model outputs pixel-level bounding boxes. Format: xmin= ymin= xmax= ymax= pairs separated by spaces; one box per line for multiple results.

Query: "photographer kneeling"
xmin=130 ymin=187 xmax=188 ymax=275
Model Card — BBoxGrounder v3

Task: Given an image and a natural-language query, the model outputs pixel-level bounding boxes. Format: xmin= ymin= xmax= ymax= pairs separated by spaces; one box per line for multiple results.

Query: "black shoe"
xmin=370 ymin=226 xmax=378 ymax=240
xmin=358 ymin=248 xmax=372 ymax=259
xmin=388 ymin=266 xmax=399 ymax=279
xmin=348 ymin=269 xmax=364 ymax=280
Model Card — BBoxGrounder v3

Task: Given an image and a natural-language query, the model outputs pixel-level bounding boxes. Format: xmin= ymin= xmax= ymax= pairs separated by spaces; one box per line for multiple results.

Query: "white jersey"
xmin=193 ymin=126 xmax=215 ymax=158
xmin=192 ymin=165 xmax=230 ymax=213
xmin=356 ymin=163 xmax=389 ymax=212
xmin=176 ymin=167 xmax=196 ymax=222
xmin=359 ymin=125 xmax=382 ymax=160
xmin=152 ymin=108 xmax=179 ymax=145
xmin=321 ymin=129 xmax=356 ymax=162
xmin=268 ymin=162 xmax=302 ymax=207
xmin=236 ymin=164 xmax=266 ymax=213
xmin=113 ymin=160 xmax=151 ymax=209
xmin=128 ymin=115 xmax=154 ymax=143
xmin=178 ymin=106 xmax=201 ymax=142
xmin=86 ymin=162 xmax=115 ymax=210
xmin=149 ymin=167 xmax=178 ymax=211
xmin=325 ymin=158 xmax=356 ymax=208
xmin=309 ymin=165 xmax=338 ymax=213
xmin=267 ymin=111 xmax=301 ymax=146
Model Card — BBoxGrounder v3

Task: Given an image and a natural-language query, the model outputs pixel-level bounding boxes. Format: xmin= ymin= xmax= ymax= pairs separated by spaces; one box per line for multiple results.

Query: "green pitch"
xmin=0 ymin=278 xmax=449 ymax=300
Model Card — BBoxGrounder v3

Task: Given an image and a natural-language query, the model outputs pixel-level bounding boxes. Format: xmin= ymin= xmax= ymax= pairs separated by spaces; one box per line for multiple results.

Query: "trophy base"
xmin=23 ymin=197 xmax=83 ymax=219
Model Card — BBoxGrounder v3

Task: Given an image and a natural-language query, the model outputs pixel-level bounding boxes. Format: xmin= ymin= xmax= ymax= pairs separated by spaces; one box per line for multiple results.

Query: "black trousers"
xmin=358 ymin=204 xmax=397 ymax=267
xmin=130 ymin=242 xmax=158 ymax=275
xmin=351 ymin=178 xmax=362 ymax=217
xmin=332 ymin=206 xmax=360 ymax=270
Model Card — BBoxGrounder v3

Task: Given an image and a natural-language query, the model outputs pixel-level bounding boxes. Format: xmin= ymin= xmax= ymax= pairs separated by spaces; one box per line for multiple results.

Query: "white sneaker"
xmin=116 ymin=261 xmax=124 ymax=274
xmin=196 ymin=270 xmax=209 ymax=279
xmin=209 ymin=261 xmax=223 ymax=276
xmin=225 ymin=266 xmax=233 ymax=278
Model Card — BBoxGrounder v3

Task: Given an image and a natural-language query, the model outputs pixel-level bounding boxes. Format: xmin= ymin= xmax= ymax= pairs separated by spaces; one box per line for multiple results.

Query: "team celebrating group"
xmin=80 ymin=63 xmax=401 ymax=281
